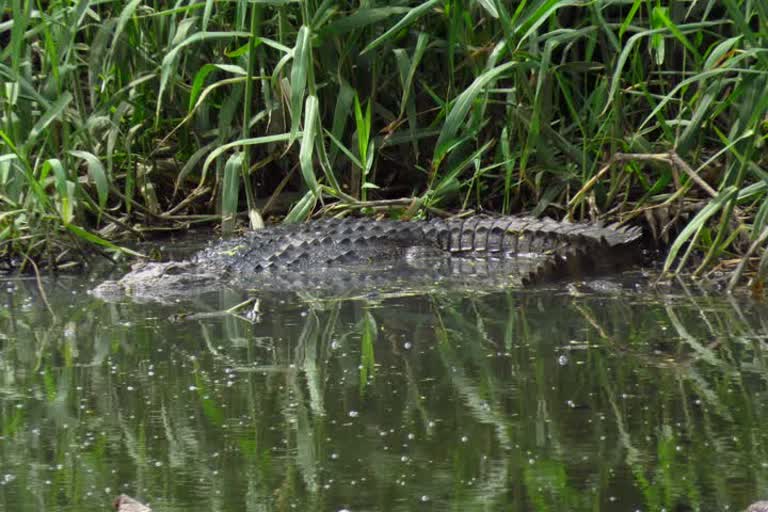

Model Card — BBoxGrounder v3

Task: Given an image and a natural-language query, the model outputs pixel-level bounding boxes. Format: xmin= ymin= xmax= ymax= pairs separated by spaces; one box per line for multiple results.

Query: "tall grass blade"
xmin=25 ymin=92 xmax=73 ymax=150
xmin=222 ymin=152 xmax=243 ymax=233
xmin=157 ymin=31 xmax=251 ymax=119
xmin=289 ymin=26 xmax=311 ymax=143
xmin=299 ymin=95 xmax=320 ymax=196
xmin=663 ymin=186 xmax=738 ymax=273
xmin=69 ymin=150 xmax=108 ymax=212
xmin=46 ymin=159 xmax=74 ymax=225
xmin=360 ymin=0 xmax=439 ymax=55
xmin=434 ymin=61 xmax=517 ymax=165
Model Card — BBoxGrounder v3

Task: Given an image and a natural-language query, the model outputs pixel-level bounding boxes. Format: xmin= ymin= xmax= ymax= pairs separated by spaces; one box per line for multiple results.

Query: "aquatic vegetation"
xmin=0 ymin=1 xmax=766 ymax=289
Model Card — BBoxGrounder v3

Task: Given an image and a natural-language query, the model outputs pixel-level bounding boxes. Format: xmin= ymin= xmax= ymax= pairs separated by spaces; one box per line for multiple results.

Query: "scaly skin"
xmin=91 ymin=215 xmax=643 ymax=302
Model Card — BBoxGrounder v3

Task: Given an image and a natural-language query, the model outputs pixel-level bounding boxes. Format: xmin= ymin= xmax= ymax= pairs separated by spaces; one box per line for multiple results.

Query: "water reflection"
xmin=1 ymin=276 xmax=767 ymax=511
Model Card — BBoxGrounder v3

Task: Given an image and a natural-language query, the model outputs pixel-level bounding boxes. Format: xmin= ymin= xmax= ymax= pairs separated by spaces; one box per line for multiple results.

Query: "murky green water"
xmin=1 ymin=273 xmax=767 ymax=511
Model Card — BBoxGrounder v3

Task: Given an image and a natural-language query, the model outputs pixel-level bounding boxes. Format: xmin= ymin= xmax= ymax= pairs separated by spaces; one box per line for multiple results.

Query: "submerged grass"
xmin=0 ymin=0 xmax=767 ymax=288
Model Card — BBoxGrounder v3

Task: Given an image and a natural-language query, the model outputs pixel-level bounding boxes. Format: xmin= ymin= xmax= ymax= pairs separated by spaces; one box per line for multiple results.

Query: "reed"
xmin=0 ymin=1 xmax=766 ymax=287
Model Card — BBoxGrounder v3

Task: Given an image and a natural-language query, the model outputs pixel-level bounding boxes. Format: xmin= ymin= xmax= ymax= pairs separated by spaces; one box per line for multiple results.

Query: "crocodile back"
xmin=198 ymin=215 xmax=643 ymax=277
xmin=198 ymin=218 xmax=434 ymax=275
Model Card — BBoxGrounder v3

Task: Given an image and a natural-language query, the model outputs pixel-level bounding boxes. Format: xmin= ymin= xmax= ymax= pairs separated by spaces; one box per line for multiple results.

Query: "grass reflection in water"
xmin=0 ymin=277 xmax=767 ymax=511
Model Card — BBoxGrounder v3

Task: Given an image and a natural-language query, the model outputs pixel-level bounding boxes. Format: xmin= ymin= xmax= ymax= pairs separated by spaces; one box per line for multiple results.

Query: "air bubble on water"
xmin=400 ymin=456 xmax=409 ymax=462
xmin=421 ymin=496 xmax=430 ymax=502
xmin=188 ymin=386 xmax=197 ymax=391
xmin=348 ymin=410 xmax=359 ymax=418
xmin=155 ymin=461 xmax=163 ymax=467
xmin=558 ymin=355 xmax=568 ymax=366
xmin=1 ymin=474 xmax=15 ymax=485
xmin=567 ymin=400 xmax=576 ymax=408
xmin=403 ymin=342 xmax=412 ymax=350
xmin=331 ymin=453 xmax=339 ymax=460
xmin=407 ymin=433 xmax=415 ymax=440
xmin=460 ymin=436 xmax=468 ymax=443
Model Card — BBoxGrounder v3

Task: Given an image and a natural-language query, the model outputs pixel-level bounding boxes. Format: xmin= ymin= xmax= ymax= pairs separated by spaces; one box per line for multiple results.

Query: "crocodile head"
xmin=91 ymin=260 xmax=220 ymax=303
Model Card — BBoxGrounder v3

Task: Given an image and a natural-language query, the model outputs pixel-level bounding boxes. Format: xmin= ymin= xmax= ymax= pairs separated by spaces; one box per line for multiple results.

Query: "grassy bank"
xmin=1 ymin=1 xmax=767 ymax=289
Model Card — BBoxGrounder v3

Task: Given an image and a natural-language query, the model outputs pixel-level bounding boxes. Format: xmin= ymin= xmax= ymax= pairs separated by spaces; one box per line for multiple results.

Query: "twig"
xmin=666 ymin=151 xmax=718 ymax=199
xmin=568 ymin=151 xmax=721 ymax=216
xmin=320 ymin=197 xmax=420 ymax=216
xmin=567 ymin=159 xmax=614 ymax=219
xmin=727 ymin=225 xmax=768 ymax=292
xmin=262 ymin=163 xmax=299 ymax=216
xmin=23 ymin=255 xmax=55 ymax=318
xmin=569 ymin=151 xmax=747 ymax=247
xmin=163 ymin=186 xmax=211 ymax=216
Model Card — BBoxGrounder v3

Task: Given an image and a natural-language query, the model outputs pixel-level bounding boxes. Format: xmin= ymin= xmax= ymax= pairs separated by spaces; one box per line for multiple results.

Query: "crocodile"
xmin=91 ymin=215 xmax=643 ymax=302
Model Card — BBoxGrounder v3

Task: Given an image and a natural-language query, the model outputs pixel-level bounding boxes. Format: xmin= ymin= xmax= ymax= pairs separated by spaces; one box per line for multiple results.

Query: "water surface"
xmin=1 ymin=273 xmax=767 ymax=511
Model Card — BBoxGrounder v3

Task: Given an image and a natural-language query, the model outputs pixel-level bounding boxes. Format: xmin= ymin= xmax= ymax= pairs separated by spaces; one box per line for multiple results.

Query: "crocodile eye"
xmin=164 ymin=263 xmax=191 ymax=275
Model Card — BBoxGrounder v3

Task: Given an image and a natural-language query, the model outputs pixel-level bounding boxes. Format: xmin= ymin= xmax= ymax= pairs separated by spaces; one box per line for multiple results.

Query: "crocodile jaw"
xmin=91 ymin=261 xmax=220 ymax=303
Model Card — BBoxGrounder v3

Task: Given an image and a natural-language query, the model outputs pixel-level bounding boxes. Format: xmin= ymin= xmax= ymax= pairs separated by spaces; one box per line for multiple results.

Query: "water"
xmin=1 ymin=273 xmax=767 ymax=511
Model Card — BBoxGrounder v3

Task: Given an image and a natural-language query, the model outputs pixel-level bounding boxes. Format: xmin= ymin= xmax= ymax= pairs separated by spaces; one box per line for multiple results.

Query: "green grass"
xmin=0 ymin=0 xmax=767 ymax=289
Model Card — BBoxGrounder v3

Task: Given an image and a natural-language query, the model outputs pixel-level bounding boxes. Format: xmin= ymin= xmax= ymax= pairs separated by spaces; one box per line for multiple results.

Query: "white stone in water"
xmin=747 ymin=502 xmax=768 ymax=512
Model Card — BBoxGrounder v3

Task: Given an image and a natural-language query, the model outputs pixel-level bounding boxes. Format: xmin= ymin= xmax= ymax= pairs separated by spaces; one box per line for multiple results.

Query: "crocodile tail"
xmin=425 ymin=215 xmax=642 ymax=257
